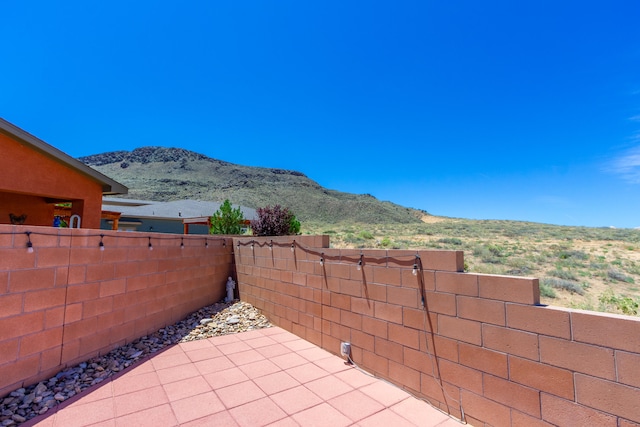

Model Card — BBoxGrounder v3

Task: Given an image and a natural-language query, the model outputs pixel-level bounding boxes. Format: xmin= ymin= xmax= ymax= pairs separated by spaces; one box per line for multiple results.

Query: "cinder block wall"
xmin=235 ymin=236 xmax=640 ymax=427
xmin=0 ymin=224 xmax=232 ymax=397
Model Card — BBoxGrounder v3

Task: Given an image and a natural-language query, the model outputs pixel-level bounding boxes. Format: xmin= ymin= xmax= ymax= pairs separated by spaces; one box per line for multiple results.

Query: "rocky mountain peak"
xmin=79 ymin=146 xmax=214 ymax=167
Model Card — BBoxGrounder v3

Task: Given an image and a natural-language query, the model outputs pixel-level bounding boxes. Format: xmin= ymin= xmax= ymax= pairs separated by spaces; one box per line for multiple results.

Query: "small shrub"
xmin=251 ymin=205 xmax=300 ymax=236
xmin=437 ymin=237 xmax=463 ymax=245
xmin=570 ymin=300 xmax=596 ymax=311
xmin=607 ymin=268 xmax=635 ymax=283
xmin=539 ymin=282 xmax=557 ymax=298
xmin=623 ymin=262 xmax=640 ymax=275
xmin=549 ymin=269 xmax=578 ymax=281
xmin=505 ymin=268 xmax=530 ymax=276
xmin=343 ymin=233 xmax=366 ymax=247
xmin=488 ymin=244 xmax=508 ymax=257
xmin=541 ymin=277 xmax=585 ymax=295
xmin=209 ymin=199 xmax=244 ymax=235
xmin=473 ymin=244 xmax=507 ymax=264
xmin=506 ymin=257 xmax=533 ymax=271
xmin=473 ymin=264 xmax=506 ymax=275
xmin=599 ymin=289 xmax=639 ymax=315
xmin=557 ymin=250 xmax=589 ymax=260
xmin=380 ymin=237 xmax=392 ymax=247
xmin=358 ymin=231 xmax=374 ymax=240
xmin=589 ymin=263 xmax=608 ymax=271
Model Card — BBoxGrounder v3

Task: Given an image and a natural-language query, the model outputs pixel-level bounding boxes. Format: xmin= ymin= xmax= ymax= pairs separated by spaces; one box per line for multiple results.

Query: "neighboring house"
xmin=0 ymin=118 xmax=128 ymax=229
xmin=101 ymin=198 xmax=257 ymax=234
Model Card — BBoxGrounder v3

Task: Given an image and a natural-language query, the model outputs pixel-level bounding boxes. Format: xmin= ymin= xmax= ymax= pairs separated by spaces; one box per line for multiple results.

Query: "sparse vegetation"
xmin=607 ymin=268 xmax=634 ymax=283
xmin=380 ymin=237 xmax=392 ymax=247
xmin=303 ymin=219 xmax=640 ymax=316
xmin=358 ymin=231 xmax=374 ymax=240
xmin=539 ymin=282 xmax=557 ymax=298
xmin=598 ymin=289 xmax=639 ymax=315
xmin=541 ymin=278 xmax=585 ymax=295
xmin=549 ymin=269 xmax=579 ymax=281
xmin=438 ymin=237 xmax=463 ymax=245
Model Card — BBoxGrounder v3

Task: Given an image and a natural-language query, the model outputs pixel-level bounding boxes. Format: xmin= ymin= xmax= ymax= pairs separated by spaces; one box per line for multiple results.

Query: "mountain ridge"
xmin=79 ymin=147 xmax=426 ymax=224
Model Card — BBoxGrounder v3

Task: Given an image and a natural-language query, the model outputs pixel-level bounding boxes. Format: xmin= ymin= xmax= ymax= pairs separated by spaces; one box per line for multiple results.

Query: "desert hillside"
xmin=80 ymin=147 xmax=425 ymax=225
xmin=80 ymin=147 xmax=640 ymax=316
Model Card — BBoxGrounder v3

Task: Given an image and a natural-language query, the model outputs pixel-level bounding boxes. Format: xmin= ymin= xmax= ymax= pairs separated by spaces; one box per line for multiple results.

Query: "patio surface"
xmin=24 ymin=327 xmax=465 ymax=427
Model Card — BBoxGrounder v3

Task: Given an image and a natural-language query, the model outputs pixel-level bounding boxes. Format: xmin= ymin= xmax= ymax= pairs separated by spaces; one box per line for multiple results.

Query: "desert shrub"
xmin=473 ymin=244 xmax=508 ymax=264
xmin=570 ymin=300 xmax=596 ymax=311
xmin=380 ymin=237 xmax=392 ymax=247
xmin=343 ymin=233 xmax=365 ymax=246
xmin=487 ymin=244 xmax=508 ymax=257
xmin=555 ymin=249 xmax=588 ymax=268
xmin=623 ymin=261 xmax=640 ymax=275
xmin=505 ymin=268 xmax=531 ymax=276
xmin=473 ymin=263 xmax=506 ymax=275
xmin=437 ymin=237 xmax=463 ymax=245
xmin=209 ymin=199 xmax=244 ymax=235
xmin=589 ymin=262 xmax=608 ymax=270
xmin=541 ymin=277 xmax=585 ymax=295
xmin=251 ymin=205 xmax=300 ymax=236
xmin=358 ymin=231 xmax=374 ymax=240
xmin=549 ymin=269 xmax=578 ymax=281
xmin=527 ymin=253 xmax=550 ymax=265
xmin=383 ymin=238 xmax=406 ymax=249
xmin=607 ymin=268 xmax=635 ymax=283
xmin=557 ymin=250 xmax=589 ymax=260
xmin=599 ymin=289 xmax=639 ymax=315
xmin=539 ymin=282 xmax=557 ymax=298
xmin=506 ymin=257 xmax=534 ymax=271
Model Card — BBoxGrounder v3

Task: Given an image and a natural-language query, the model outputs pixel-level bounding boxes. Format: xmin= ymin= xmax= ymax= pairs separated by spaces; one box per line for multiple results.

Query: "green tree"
xmin=209 ymin=200 xmax=244 ymax=234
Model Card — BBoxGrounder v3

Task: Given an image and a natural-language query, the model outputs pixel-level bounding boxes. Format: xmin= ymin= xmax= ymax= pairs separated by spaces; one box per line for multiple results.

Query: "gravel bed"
xmin=0 ymin=301 xmax=272 ymax=426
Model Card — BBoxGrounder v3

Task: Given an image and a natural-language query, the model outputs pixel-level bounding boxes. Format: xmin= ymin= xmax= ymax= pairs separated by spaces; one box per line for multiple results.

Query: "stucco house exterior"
xmin=0 ymin=118 xmax=128 ymax=229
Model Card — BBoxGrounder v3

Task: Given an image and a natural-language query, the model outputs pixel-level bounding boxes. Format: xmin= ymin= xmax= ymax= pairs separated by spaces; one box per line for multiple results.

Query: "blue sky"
xmin=2 ymin=1 xmax=640 ymax=228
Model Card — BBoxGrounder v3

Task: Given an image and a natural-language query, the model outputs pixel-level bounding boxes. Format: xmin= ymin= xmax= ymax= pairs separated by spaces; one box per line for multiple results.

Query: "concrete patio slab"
xmin=24 ymin=327 xmax=466 ymax=427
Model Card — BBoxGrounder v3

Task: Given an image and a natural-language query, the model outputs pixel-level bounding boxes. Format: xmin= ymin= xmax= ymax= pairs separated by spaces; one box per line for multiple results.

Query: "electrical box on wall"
xmin=340 ymin=342 xmax=351 ymax=357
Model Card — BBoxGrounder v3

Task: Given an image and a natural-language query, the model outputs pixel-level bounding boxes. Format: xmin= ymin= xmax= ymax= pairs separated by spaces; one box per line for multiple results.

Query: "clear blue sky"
xmin=2 ymin=1 xmax=640 ymax=228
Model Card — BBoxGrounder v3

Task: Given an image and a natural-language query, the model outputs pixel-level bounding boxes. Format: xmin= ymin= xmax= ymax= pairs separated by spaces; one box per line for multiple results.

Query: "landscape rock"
xmin=0 ymin=301 xmax=271 ymax=426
